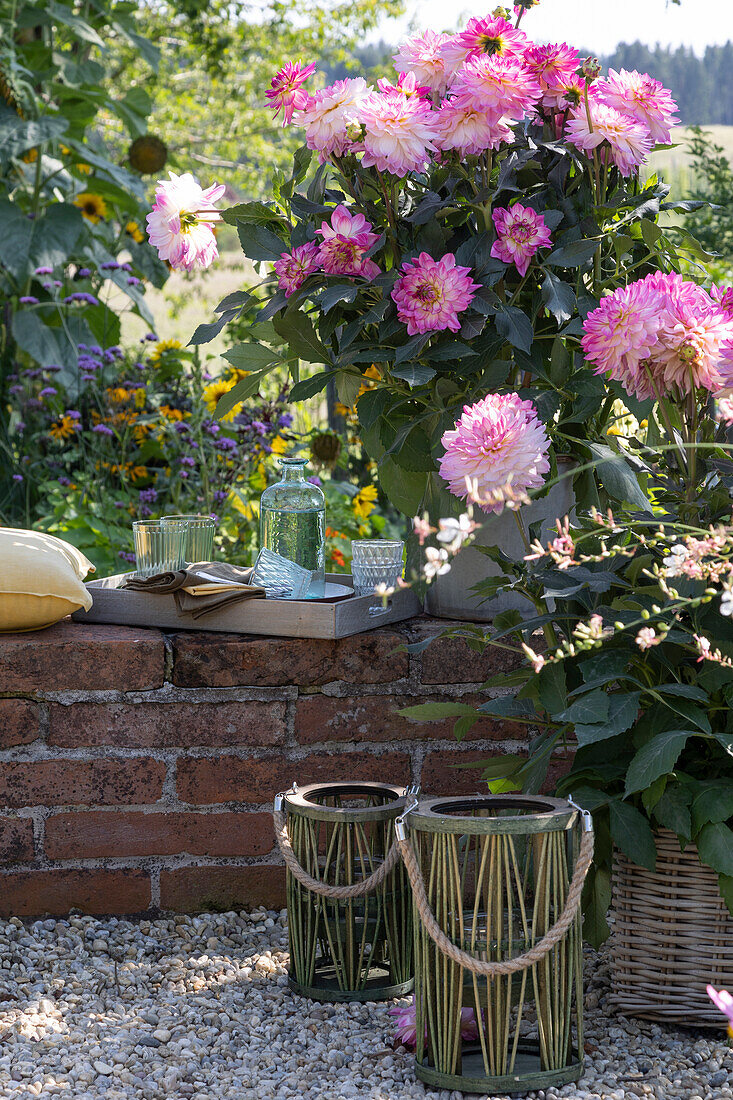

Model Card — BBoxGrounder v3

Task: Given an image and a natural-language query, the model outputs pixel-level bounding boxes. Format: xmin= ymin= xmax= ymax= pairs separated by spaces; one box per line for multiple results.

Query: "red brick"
xmin=0 ymin=700 xmax=41 ymax=748
xmin=49 ymin=701 xmax=286 ymax=748
xmin=160 ymin=865 xmax=285 ymax=912
xmin=0 ymin=759 xmax=165 ymax=809
xmin=177 ymin=751 xmax=412 ymax=805
xmin=0 ymin=622 xmax=165 ymax=692
xmin=295 ymin=693 xmax=518 ymax=744
xmin=171 ymin=630 xmax=408 ymax=688
xmin=416 ymin=622 xmax=522 ymax=685
xmin=0 ymin=869 xmax=150 ymax=917
xmin=45 ymin=810 xmax=274 ymax=859
xmin=421 ymin=749 xmax=493 ymax=795
xmin=0 ymin=818 xmax=34 ymax=863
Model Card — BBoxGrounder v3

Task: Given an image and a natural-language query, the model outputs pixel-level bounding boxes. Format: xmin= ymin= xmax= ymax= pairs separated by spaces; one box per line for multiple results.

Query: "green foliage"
xmin=684 ymin=126 xmax=733 ymax=278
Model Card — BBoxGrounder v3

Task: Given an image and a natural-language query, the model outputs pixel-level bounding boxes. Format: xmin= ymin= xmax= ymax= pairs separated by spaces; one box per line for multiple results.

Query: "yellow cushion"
xmin=0 ymin=528 xmax=95 ymax=632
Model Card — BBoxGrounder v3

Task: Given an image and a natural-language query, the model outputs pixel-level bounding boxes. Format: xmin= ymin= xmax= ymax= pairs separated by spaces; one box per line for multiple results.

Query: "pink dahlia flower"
xmin=439 ymin=393 xmax=551 ymax=509
xmin=377 ymin=71 xmax=431 ymax=101
xmin=565 ymin=99 xmax=654 ymax=175
xmin=524 ymin=43 xmax=580 ymax=109
xmin=393 ymin=30 xmax=453 ymax=97
xmin=451 ymin=54 xmax=541 ymax=121
xmin=390 ymin=998 xmax=479 ymax=1050
xmin=266 ymin=60 xmax=317 ymax=126
xmin=581 ymin=280 xmax=664 ymax=400
xmin=391 ymin=252 xmax=478 ymax=336
xmin=274 ymin=241 xmax=319 ymax=297
xmin=315 ymin=204 xmax=380 ymax=279
xmin=357 ymin=91 xmax=438 ymax=177
xmin=440 ymin=15 xmax=529 ymax=71
xmin=597 ymin=68 xmax=679 ymax=144
xmin=434 ymin=96 xmax=512 ymax=156
xmin=299 ymin=78 xmax=369 ymax=159
xmin=146 ymin=171 xmax=225 ymax=272
xmin=708 ymin=986 xmax=733 ymax=1036
xmin=491 ymin=203 xmax=553 ymax=277
xmin=712 ymin=285 xmax=733 ymax=316
xmin=655 ymin=294 xmax=733 ymax=394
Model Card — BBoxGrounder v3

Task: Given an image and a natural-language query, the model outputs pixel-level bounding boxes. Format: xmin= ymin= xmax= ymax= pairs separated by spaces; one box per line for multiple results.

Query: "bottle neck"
xmin=280 ymin=461 xmax=307 ymax=483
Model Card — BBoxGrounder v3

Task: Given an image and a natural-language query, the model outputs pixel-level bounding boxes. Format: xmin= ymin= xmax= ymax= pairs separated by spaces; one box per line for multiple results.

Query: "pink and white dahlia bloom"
xmin=265 ymin=60 xmax=316 ymax=126
xmin=491 ymin=204 xmax=553 ymax=277
xmin=390 ymin=999 xmax=478 ymax=1051
xmin=377 ymin=71 xmax=431 ymax=101
xmin=274 ymin=242 xmax=319 ymax=297
xmin=391 ymin=252 xmax=478 ymax=336
xmin=708 ymin=986 xmax=733 ymax=1036
xmin=315 ymin=204 xmax=380 ymax=279
xmin=597 ymin=68 xmax=679 ymax=144
xmin=524 ymin=43 xmax=580 ymax=109
xmin=439 ymin=393 xmax=551 ymax=509
xmin=565 ymin=99 xmax=654 ymax=175
xmin=357 ymin=91 xmax=438 ymax=177
xmin=393 ymin=30 xmax=453 ymax=97
xmin=655 ymin=293 xmax=733 ymax=394
xmin=581 ymin=280 xmax=664 ymax=400
xmin=299 ymin=78 xmax=369 ymax=159
xmin=146 ymin=171 xmax=225 ymax=272
xmin=712 ymin=285 xmax=733 ymax=316
xmin=434 ymin=96 xmax=512 ymax=156
xmin=440 ymin=15 xmax=529 ymax=71
xmin=451 ymin=54 xmax=541 ymax=121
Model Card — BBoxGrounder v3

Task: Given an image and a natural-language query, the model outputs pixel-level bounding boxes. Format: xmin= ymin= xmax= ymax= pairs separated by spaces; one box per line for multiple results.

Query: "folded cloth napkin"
xmin=122 ymin=562 xmax=266 ymax=619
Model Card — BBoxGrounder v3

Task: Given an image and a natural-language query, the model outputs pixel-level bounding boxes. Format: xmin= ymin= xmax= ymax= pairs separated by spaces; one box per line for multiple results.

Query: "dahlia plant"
xmin=165 ymin=4 xmax=707 ymax=520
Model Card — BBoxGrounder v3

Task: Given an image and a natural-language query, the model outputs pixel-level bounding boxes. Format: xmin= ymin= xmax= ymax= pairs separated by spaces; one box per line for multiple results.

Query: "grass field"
xmin=649 ymin=124 xmax=733 ymax=188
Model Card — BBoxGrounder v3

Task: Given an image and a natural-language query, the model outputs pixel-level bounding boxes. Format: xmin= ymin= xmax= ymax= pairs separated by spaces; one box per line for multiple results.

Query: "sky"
xmin=376 ymin=0 xmax=733 ymax=53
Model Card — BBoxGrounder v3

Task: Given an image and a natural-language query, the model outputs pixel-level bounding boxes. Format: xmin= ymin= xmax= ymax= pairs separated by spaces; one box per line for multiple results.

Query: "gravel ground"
xmin=0 ymin=907 xmax=730 ymax=1100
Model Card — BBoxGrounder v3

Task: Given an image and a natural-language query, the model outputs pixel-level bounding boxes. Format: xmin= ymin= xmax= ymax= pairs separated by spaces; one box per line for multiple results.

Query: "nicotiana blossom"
xmin=635 ymin=626 xmax=659 ymax=650
xmin=299 ymin=78 xmax=369 ymax=159
xmin=434 ymin=96 xmax=512 ymax=156
xmin=597 ymin=68 xmax=679 ymax=144
xmin=266 ymin=61 xmax=316 ymax=125
xmin=439 ymin=393 xmax=551 ymax=510
xmin=565 ymin=99 xmax=654 ymax=176
xmin=440 ymin=15 xmax=529 ymax=70
xmin=146 ymin=172 xmax=225 ymax=271
xmin=357 ymin=91 xmax=438 ymax=177
xmin=274 ymin=242 xmax=319 ymax=297
xmin=391 ymin=252 xmax=478 ymax=336
xmin=315 ymin=204 xmax=380 ymax=279
xmin=392 ymin=30 xmax=453 ymax=96
xmin=491 ymin=203 xmax=552 ymax=277
xmin=451 ymin=54 xmax=541 ymax=120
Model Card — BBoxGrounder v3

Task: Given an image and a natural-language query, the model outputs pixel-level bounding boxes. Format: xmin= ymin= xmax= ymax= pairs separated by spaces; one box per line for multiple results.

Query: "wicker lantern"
xmin=395 ymin=794 xmax=594 ymax=1095
xmin=274 ymin=781 xmax=416 ymax=1002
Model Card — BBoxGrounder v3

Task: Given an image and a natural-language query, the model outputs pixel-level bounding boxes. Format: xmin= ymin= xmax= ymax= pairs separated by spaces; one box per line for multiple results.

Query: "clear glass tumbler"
xmin=351 ymin=538 xmax=404 ymax=596
xmin=133 ymin=520 xmax=187 ymax=577
xmin=251 ymin=547 xmax=313 ymax=599
xmin=259 ymin=457 xmax=326 ymax=598
xmin=162 ymin=514 xmax=215 ymax=564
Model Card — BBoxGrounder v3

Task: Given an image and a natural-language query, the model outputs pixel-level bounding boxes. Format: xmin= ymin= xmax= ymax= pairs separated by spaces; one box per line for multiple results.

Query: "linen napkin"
xmin=122 ymin=562 xmax=266 ymax=619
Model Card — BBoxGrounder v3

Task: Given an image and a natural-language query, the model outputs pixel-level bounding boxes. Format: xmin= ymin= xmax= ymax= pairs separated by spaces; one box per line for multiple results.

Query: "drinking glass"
xmin=162 ymin=514 xmax=215 ymax=564
xmin=350 ymin=539 xmax=404 ymax=596
xmin=133 ymin=520 xmax=186 ymax=577
xmin=251 ymin=547 xmax=313 ymax=599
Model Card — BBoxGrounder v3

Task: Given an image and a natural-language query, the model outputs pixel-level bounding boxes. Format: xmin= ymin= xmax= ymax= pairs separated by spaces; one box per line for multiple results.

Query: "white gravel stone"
xmin=0 ymin=911 xmax=728 ymax=1099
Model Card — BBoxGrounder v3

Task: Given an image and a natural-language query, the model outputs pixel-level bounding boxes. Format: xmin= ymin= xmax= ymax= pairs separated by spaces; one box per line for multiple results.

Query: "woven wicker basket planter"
xmin=610 ymin=828 xmax=733 ymax=1025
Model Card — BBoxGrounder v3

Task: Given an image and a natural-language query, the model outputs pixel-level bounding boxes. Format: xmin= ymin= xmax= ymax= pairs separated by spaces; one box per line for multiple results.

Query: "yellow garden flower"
xmin=49 ymin=415 xmax=79 ymax=441
xmin=126 ymin=221 xmax=145 ymax=243
xmin=159 ymin=405 xmax=186 ymax=421
xmin=150 ymin=338 xmax=182 ymax=365
xmin=74 ymin=192 xmax=107 ymax=223
xmin=606 ymin=426 xmax=623 ymax=436
xmin=334 ymin=402 xmax=354 ymax=418
xmin=107 ymin=387 xmax=130 ymax=404
xmin=270 ymin=435 xmax=289 ymax=455
xmin=133 ymin=388 xmax=146 ymax=409
xmin=22 ymin=147 xmax=37 ymax=164
xmin=130 ymin=465 xmax=147 ymax=481
xmin=202 ymin=377 xmax=242 ymax=423
xmin=352 ymin=484 xmax=378 ymax=521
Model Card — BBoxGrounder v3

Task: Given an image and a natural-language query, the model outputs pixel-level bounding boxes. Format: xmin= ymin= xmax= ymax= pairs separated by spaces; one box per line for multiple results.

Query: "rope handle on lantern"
xmin=272 ymin=786 xmax=419 ymax=900
xmin=394 ymin=798 xmax=594 ymax=977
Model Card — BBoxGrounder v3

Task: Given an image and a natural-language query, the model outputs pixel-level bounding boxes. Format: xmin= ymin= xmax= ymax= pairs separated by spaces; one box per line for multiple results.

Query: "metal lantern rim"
xmin=284 ymin=781 xmax=407 ymax=823
xmin=407 ymin=793 xmax=579 ymax=835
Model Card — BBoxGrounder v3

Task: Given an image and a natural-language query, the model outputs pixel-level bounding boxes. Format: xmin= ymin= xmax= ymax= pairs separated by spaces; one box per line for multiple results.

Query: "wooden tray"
xmin=71 ymin=572 xmax=422 ymax=639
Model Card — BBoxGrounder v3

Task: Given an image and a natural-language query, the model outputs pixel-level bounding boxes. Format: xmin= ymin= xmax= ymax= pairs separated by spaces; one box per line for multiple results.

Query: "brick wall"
xmin=0 ymin=617 xmax=566 ymax=919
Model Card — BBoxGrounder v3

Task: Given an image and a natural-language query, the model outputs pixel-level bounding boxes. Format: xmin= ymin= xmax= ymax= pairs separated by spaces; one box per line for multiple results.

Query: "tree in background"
xmin=685 ymin=126 xmax=733 ymax=279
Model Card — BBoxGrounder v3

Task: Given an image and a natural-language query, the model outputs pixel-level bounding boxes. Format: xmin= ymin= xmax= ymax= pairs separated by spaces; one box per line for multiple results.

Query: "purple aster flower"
xmin=251 ymin=420 xmax=267 ymax=436
xmin=19 ymin=295 xmax=39 ymax=305
xmin=189 ymin=439 xmax=199 ymax=448
xmin=278 ymin=413 xmax=294 ymax=428
xmin=34 ymin=266 xmax=53 ymax=275
xmin=205 ymin=422 xmax=221 ymax=436
xmin=135 ymin=361 xmax=145 ymax=371
xmin=209 ymin=512 xmax=219 ymax=524
xmin=26 ymin=398 xmax=41 ymax=409
xmin=44 ymin=364 xmax=62 ymax=373
xmin=145 ymin=332 xmax=157 ymax=341
xmin=24 ymin=369 xmax=41 ymax=379
xmin=77 ymin=343 xmax=88 ymax=351
xmin=82 ymin=374 xmax=96 ymax=382
xmin=118 ymin=550 xmax=137 ymax=563
xmin=39 ymin=387 xmax=57 ymax=397
xmin=58 ymin=476 xmax=71 ymax=486
xmin=101 ymin=261 xmax=121 ymax=270
xmin=77 ymin=268 xmax=92 ymax=278
xmin=216 ymin=437 xmax=238 ymax=452
xmin=179 ymin=456 xmax=196 ymax=467
xmin=114 ymin=501 xmax=126 ymax=509
xmin=139 ymin=487 xmax=158 ymax=503
xmin=173 ymin=422 xmax=189 ymax=435
xmin=16 ymin=421 xmax=25 ymax=432
xmin=213 ymin=489 xmax=228 ymax=503
xmin=65 ymin=410 xmax=81 ymax=419
xmin=120 ymin=263 xmax=132 ymax=273
xmin=12 ymin=473 xmax=23 ymax=482
xmin=179 ymin=470 xmax=190 ymax=479
xmin=107 ymin=345 xmax=122 ymax=358
xmin=307 ymin=475 xmax=322 ymax=486
xmin=127 ymin=277 xmax=141 ymax=286
xmin=92 ymin=424 xmax=114 ymax=436
xmin=63 ymin=292 xmax=99 ymax=306
xmin=90 ymin=346 xmax=102 ymax=356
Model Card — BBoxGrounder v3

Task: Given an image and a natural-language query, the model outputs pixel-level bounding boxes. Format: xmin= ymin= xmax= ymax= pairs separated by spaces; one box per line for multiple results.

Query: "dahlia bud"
xmin=492 ymin=6 xmax=512 ymax=18
xmin=679 ymin=342 xmax=699 ymax=363
xmin=581 ymin=56 xmax=602 ymax=83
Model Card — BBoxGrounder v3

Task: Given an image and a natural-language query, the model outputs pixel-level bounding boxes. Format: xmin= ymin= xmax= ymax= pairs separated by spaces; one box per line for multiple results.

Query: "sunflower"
xmin=49 ymin=415 xmax=80 ymax=441
xmin=203 ymin=377 xmax=241 ymax=423
xmin=352 ymin=484 xmax=378 ymax=521
xmin=125 ymin=221 xmax=145 ymax=243
xmin=107 ymin=387 xmax=130 ymax=404
xmin=150 ymin=338 xmax=182 ymax=366
xmin=74 ymin=192 xmax=107 ymax=223
xmin=159 ymin=405 xmax=186 ymax=421
xmin=128 ymin=134 xmax=168 ymax=175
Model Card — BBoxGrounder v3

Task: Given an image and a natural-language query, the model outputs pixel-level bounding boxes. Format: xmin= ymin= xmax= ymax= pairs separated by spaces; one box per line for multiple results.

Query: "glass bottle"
xmin=259 ymin=457 xmax=326 ymax=598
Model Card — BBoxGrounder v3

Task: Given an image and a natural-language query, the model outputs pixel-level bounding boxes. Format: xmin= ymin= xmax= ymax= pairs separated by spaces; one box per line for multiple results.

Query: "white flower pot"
xmin=425 ymin=461 xmax=576 ymax=622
